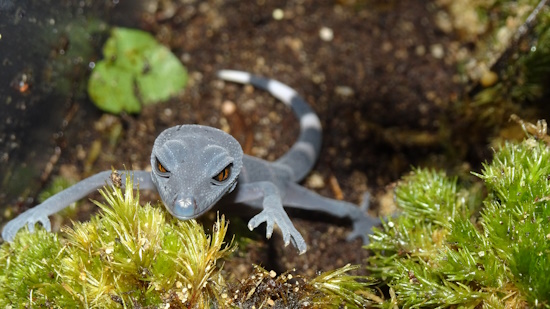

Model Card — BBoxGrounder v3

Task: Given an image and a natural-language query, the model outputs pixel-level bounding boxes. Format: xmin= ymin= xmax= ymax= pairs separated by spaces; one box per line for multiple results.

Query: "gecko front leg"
xmin=231 ymin=182 xmax=307 ymax=254
xmin=2 ymin=170 xmax=154 ymax=242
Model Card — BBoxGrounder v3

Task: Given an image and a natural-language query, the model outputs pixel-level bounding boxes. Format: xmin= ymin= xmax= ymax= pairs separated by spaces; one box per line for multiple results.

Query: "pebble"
xmin=430 ymin=44 xmax=444 ymax=59
xmin=272 ymin=8 xmax=284 ymax=20
xmin=335 ymin=85 xmax=354 ymax=97
xmin=480 ymin=70 xmax=498 ymax=87
xmin=221 ymin=100 xmax=236 ymax=116
xmin=319 ymin=26 xmax=334 ymax=41
xmin=306 ymin=172 xmax=325 ymax=189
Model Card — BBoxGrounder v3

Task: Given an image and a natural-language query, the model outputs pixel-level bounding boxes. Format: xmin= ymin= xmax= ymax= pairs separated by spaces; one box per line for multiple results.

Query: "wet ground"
xmin=2 ymin=0 xmax=532 ymax=279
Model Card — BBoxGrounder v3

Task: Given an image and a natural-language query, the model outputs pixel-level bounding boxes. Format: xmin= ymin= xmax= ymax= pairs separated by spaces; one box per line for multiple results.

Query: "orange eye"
xmin=214 ymin=166 xmax=231 ymax=182
xmin=156 ymin=159 xmax=168 ymax=173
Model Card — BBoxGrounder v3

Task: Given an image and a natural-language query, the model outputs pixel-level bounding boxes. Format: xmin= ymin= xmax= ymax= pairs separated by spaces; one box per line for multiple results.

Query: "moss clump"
xmin=0 ymin=174 xmax=234 ymax=307
xmin=368 ymin=133 xmax=550 ymax=307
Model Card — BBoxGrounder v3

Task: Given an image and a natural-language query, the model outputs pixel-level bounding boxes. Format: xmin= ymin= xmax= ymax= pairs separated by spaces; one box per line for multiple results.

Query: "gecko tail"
xmin=217 ymin=70 xmax=322 ymax=182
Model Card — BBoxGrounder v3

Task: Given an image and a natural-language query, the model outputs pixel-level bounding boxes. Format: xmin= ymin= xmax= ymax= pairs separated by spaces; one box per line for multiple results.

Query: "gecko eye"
xmin=213 ymin=165 xmax=231 ymax=182
xmin=155 ymin=158 xmax=170 ymax=175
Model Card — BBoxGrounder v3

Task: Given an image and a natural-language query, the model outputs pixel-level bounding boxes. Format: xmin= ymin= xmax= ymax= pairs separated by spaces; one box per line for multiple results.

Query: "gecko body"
xmin=2 ymin=70 xmax=378 ymax=253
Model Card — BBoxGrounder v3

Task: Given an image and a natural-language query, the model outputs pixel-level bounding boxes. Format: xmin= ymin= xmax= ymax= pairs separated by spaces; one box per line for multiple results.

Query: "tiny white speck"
xmin=388 ymin=221 xmax=395 ymax=228
xmin=335 ymin=85 xmax=354 ymax=97
xmin=272 ymin=8 xmax=284 ymax=20
xmin=89 ymin=62 xmax=95 ymax=69
xmin=221 ymin=100 xmax=236 ymax=116
xmin=430 ymin=44 xmax=444 ymax=59
xmin=319 ymin=27 xmax=334 ymax=41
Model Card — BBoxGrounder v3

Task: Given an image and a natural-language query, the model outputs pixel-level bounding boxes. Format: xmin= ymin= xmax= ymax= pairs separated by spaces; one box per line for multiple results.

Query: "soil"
xmin=5 ymin=0 xmax=496 ymax=280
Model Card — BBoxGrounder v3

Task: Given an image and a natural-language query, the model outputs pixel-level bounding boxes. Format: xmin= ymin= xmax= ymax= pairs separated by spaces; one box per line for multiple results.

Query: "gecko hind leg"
xmin=282 ymin=182 xmax=379 ymax=244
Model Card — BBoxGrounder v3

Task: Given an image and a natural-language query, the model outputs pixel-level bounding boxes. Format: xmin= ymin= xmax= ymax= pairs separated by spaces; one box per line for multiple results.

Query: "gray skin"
xmin=2 ymin=70 xmax=378 ymax=253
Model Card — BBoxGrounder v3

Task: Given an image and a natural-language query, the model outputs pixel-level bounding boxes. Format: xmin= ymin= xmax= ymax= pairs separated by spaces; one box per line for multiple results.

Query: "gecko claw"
xmin=359 ymin=192 xmax=371 ymax=212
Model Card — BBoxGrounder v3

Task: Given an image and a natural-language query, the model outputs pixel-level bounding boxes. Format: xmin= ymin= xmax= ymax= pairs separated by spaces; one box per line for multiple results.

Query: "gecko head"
xmin=150 ymin=125 xmax=243 ymax=220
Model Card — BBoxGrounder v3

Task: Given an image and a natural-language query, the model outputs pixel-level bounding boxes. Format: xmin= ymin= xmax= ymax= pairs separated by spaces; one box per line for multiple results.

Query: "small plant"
xmin=367 ymin=120 xmax=550 ymax=307
xmin=88 ymin=27 xmax=188 ymax=114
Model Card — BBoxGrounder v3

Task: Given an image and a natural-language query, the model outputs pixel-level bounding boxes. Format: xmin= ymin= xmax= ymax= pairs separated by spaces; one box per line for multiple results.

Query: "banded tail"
xmin=217 ymin=70 xmax=322 ymax=182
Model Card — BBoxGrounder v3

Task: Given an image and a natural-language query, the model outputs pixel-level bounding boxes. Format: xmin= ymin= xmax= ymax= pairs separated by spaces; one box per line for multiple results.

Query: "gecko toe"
xmin=347 ymin=214 xmax=380 ymax=244
xmin=359 ymin=192 xmax=371 ymax=211
xmin=2 ymin=222 xmax=16 ymax=242
xmin=39 ymin=217 xmax=52 ymax=232
xmin=293 ymin=236 xmax=307 ymax=254
xmin=265 ymin=227 xmax=273 ymax=239
xmin=346 ymin=230 xmax=367 ymax=243
xmin=248 ymin=215 xmax=262 ymax=230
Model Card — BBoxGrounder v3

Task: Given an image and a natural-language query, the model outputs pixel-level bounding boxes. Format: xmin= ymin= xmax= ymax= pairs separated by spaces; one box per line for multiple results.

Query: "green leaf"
xmin=137 ymin=45 xmax=188 ymax=104
xmin=87 ymin=27 xmax=187 ymax=114
xmin=87 ymin=61 xmax=141 ymax=113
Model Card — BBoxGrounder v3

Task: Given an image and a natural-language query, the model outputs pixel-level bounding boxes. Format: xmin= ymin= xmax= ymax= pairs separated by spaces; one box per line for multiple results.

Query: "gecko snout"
xmin=172 ymin=195 xmax=198 ymax=218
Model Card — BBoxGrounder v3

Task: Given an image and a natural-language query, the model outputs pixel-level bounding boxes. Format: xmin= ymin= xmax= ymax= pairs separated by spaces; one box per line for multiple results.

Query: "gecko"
xmin=1 ymin=70 xmax=378 ymax=253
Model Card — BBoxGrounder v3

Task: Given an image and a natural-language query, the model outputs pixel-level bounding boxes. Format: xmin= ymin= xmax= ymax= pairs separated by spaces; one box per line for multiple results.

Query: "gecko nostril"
xmin=172 ymin=195 xmax=197 ymax=219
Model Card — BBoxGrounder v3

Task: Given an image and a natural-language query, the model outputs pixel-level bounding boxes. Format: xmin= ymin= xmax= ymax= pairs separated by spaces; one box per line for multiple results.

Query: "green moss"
xmin=368 ymin=133 xmax=550 ymax=307
xmin=0 ymin=175 xmax=234 ymax=307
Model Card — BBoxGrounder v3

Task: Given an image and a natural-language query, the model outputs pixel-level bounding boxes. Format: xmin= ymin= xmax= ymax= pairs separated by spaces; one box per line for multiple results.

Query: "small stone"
xmin=335 ymin=85 xmax=354 ymax=97
xmin=163 ymin=108 xmax=173 ymax=117
xmin=272 ymin=8 xmax=284 ymax=20
xmin=430 ymin=44 xmax=444 ymax=59
xmin=319 ymin=26 xmax=334 ymax=41
xmin=480 ymin=70 xmax=498 ymax=87
xmin=306 ymin=172 xmax=325 ymax=189
xmin=415 ymin=45 xmax=426 ymax=56
xmin=221 ymin=100 xmax=237 ymax=116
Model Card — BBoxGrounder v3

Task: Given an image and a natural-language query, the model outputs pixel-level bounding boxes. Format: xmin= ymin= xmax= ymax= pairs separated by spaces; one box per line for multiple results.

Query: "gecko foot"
xmin=248 ymin=208 xmax=307 ymax=254
xmin=2 ymin=208 xmax=52 ymax=242
xmin=346 ymin=214 xmax=379 ymax=244
xmin=346 ymin=192 xmax=379 ymax=244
